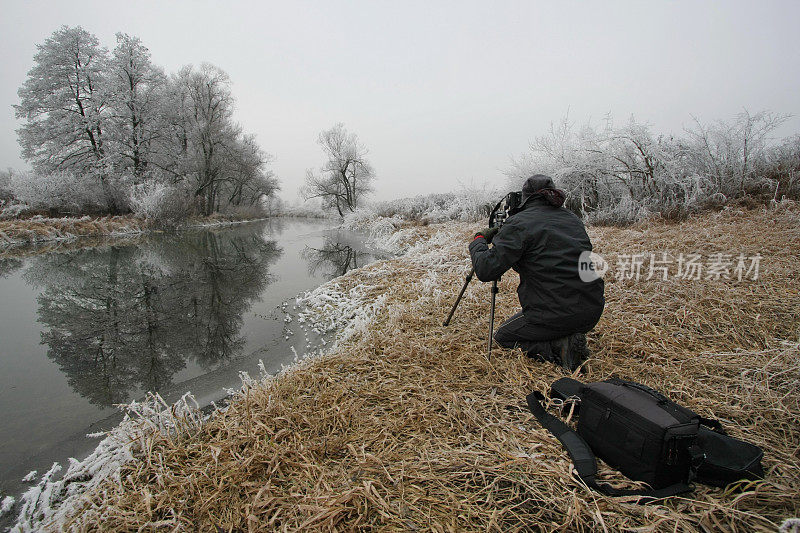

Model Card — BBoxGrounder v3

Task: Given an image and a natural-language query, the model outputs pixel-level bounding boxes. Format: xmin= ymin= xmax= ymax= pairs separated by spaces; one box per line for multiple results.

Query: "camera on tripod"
xmin=489 ymin=191 xmax=523 ymax=230
xmin=443 ymin=190 xmax=525 ymax=359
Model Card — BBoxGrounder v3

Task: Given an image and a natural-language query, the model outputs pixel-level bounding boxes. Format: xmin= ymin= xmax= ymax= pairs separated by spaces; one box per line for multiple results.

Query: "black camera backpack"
xmin=526 ymin=377 xmax=764 ymax=501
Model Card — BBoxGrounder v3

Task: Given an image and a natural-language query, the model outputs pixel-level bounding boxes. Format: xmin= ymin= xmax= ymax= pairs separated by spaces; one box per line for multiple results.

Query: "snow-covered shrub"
xmin=368 ymin=187 xmax=498 ymax=224
xmin=342 ymin=206 xmax=399 ymax=229
xmin=585 ymin=196 xmax=653 ymax=226
xmin=129 ymin=182 xmax=191 ymax=224
xmin=764 ymin=134 xmax=800 ymax=200
xmin=9 ymin=171 xmax=108 ymax=214
xmin=0 ymin=204 xmax=32 ymax=220
xmin=508 ymin=110 xmax=795 ymax=224
xmin=0 ymin=168 xmax=14 ymax=206
xmin=104 ymin=172 xmax=135 ymax=213
xmin=683 ymin=110 xmax=789 ymax=198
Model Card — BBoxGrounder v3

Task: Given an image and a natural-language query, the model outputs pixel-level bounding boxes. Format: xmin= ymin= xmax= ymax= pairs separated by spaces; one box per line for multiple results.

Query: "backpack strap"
xmin=526 ymin=391 xmax=694 ymax=502
xmin=549 ymin=377 xmax=584 ymax=401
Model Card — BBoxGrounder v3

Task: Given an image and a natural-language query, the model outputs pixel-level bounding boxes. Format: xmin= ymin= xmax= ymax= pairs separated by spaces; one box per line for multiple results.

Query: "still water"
xmin=0 ymin=218 xmax=381 ymax=498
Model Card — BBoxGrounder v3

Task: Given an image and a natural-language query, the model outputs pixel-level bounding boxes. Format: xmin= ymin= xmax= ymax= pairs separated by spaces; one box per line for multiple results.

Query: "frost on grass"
xmin=295 ymin=220 xmax=475 ymax=354
xmin=9 ymin=393 xmax=202 ymax=532
xmin=296 ymin=278 xmax=389 ymax=350
xmin=1 ymin=496 xmax=15 ymax=518
xmin=342 ymin=188 xmax=497 ymax=255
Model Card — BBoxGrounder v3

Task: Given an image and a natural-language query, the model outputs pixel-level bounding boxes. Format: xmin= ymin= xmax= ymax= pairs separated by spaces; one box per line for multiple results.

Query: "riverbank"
xmin=9 ymin=203 xmax=800 ymax=531
xmin=0 ymin=216 xmax=146 ymax=249
xmin=0 ymin=213 xmax=305 ymax=253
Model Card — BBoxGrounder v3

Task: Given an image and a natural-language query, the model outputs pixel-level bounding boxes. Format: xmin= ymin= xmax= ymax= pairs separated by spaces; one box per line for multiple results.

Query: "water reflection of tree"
xmin=302 ymin=239 xmax=373 ymax=279
xmin=0 ymin=258 xmax=23 ymax=279
xmin=24 ymin=226 xmax=281 ymax=406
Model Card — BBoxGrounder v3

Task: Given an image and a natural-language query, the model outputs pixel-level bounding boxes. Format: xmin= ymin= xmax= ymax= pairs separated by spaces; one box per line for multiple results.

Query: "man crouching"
xmin=469 ymin=174 xmax=605 ymax=371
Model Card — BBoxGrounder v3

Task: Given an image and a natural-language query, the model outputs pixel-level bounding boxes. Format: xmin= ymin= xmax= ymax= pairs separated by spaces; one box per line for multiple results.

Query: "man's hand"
xmin=474 ymin=227 xmax=499 ymax=243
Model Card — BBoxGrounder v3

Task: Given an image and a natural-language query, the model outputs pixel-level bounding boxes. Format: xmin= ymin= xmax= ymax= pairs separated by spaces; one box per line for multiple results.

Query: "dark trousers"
xmin=494 ymin=311 xmax=572 ymax=352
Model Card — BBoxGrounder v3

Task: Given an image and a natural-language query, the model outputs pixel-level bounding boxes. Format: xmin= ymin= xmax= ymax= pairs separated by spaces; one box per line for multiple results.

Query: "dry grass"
xmin=0 ymin=216 xmax=146 ymax=248
xmin=66 ymin=204 xmax=799 ymax=531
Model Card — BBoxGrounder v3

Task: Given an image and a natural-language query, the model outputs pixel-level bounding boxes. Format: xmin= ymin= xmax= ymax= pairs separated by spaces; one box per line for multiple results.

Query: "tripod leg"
xmin=488 ymin=279 xmax=499 ymax=359
xmin=443 ymin=267 xmax=474 ymax=326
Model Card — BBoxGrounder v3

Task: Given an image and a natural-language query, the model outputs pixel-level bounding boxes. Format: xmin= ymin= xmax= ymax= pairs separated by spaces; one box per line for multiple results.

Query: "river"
xmin=0 ymin=218 xmax=382 ymax=507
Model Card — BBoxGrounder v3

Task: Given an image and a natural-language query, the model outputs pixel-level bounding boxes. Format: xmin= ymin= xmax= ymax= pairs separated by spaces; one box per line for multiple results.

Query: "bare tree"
xmin=302 ymin=123 xmax=375 ymax=216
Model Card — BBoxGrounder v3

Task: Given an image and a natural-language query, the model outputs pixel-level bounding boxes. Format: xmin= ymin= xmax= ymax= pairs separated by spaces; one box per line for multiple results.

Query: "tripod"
xmin=443 ymin=267 xmax=500 ymax=359
xmin=444 ymin=190 xmax=520 ymax=359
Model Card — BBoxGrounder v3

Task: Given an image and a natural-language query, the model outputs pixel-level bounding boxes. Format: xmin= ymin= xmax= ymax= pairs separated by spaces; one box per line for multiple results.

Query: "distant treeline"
xmin=507 ymin=112 xmax=800 ymax=224
xmin=4 ymin=26 xmax=278 ymax=222
xmin=336 ymin=111 xmax=799 ymax=228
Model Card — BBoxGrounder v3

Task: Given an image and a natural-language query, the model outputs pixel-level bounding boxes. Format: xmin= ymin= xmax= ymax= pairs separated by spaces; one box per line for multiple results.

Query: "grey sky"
xmin=1 ymin=0 xmax=798 ymax=202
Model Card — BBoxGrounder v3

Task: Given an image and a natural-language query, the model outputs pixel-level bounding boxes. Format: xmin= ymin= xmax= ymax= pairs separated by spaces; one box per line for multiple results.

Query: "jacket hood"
xmin=520 ymin=174 xmax=565 ymax=208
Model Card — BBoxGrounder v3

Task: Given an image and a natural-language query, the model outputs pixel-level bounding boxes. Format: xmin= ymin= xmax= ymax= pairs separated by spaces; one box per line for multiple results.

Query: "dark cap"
xmin=520 ymin=174 xmax=564 ymax=207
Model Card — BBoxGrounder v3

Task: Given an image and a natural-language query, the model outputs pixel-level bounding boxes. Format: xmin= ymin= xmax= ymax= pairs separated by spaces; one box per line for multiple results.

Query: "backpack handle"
xmin=607 ymin=377 xmax=670 ymax=403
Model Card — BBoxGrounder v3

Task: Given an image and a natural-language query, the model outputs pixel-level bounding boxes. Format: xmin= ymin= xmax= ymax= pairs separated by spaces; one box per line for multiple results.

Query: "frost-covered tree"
xmin=221 ymin=132 xmax=280 ymax=208
xmin=0 ymin=168 xmax=14 ymax=206
xmin=107 ymin=33 xmax=166 ymax=181
xmin=15 ymin=26 xmax=120 ymax=212
xmin=149 ymin=64 xmax=278 ymax=216
xmin=179 ymin=64 xmax=236 ymax=214
xmin=508 ymin=110 xmax=796 ymax=224
xmin=302 ymin=123 xmax=375 ymax=216
xmin=685 ymin=110 xmax=788 ymax=196
xmin=13 ymin=29 xmax=277 ymax=218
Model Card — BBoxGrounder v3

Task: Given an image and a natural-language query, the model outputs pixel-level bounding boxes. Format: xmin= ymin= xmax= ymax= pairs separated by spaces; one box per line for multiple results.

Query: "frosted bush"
xmin=129 ymin=182 xmax=191 ymax=224
xmin=507 ymin=111 xmax=797 ymax=224
xmin=0 ymin=169 xmax=13 ymax=205
xmin=370 ymin=189 xmax=497 ymax=223
xmin=9 ymin=171 xmax=108 ymax=214
xmin=342 ymin=187 xmax=498 ymax=242
xmin=0 ymin=204 xmax=32 ymax=220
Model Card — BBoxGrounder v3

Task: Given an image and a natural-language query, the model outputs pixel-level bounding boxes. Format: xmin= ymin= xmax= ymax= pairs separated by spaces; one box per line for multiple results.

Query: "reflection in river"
xmin=0 ymin=257 xmax=23 ymax=279
xmin=302 ymin=238 xmax=373 ymax=280
xmin=0 ymin=219 xmax=381 ymax=503
xmin=23 ymin=231 xmax=280 ymax=407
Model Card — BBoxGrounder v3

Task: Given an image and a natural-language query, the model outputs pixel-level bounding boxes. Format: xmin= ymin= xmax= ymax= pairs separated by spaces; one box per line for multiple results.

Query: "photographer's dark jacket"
xmin=469 ymin=198 xmax=604 ymax=335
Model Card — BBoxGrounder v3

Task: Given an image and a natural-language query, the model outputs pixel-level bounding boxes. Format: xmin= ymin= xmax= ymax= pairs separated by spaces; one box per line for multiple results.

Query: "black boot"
xmin=524 ymin=334 xmax=590 ymax=371
xmin=524 ymin=341 xmax=558 ymax=363
xmin=557 ymin=333 xmax=590 ymax=371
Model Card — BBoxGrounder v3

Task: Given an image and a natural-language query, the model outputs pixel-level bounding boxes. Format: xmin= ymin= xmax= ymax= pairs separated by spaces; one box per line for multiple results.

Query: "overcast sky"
xmin=1 ymin=0 xmax=798 ymax=202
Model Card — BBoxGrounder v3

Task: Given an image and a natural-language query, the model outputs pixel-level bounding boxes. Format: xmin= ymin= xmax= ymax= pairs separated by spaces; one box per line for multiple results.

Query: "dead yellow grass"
xmin=66 ymin=205 xmax=799 ymax=532
xmin=0 ymin=216 xmax=146 ymax=248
